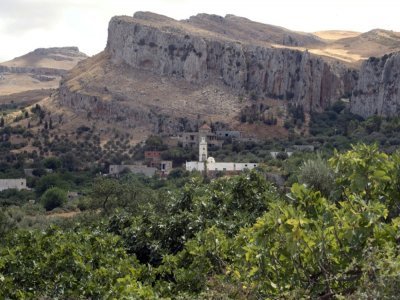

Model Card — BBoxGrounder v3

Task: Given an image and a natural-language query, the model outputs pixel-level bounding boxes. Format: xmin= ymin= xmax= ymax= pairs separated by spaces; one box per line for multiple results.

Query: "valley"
xmin=1 ymin=10 xmax=400 ymax=299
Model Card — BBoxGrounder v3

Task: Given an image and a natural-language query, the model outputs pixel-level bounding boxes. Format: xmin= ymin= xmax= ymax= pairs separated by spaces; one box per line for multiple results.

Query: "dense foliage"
xmin=1 ymin=144 xmax=400 ymax=298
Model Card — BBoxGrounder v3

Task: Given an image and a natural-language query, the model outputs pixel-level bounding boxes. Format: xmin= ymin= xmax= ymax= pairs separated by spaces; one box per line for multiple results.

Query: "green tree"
xmin=43 ymin=157 xmax=62 ymax=170
xmin=90 ymin=177 xmax=123 ymax=213
xmin=41 ymin=187 xmax=67 ymax=211
xmin=298 ymin=154 xmax=334 ymax=197
xmin=0 ymin=227 xmax=154 ymax=298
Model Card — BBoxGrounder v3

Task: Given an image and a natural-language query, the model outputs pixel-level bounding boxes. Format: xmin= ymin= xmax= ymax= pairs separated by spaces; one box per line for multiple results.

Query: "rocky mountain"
xmin=57 ymin=12 xmax=359 ymax=140
xmin=106 ymin=13 xmax=356 ymax=110
xmin=50 ymin=12 xmax=400 ymax=142
xmin=0 ymin=47 xmax=87 ymax=96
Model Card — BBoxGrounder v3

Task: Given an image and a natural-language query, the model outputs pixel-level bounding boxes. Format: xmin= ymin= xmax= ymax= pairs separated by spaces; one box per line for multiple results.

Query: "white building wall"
xmin=185 ymin=162 xmax=258 ymax=172
xmin=0 ymin=179 xmax=27 ymax=191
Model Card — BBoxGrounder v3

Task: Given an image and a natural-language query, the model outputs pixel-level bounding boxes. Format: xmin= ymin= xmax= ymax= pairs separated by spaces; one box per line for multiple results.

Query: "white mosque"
xmin=185 ymin=125 xmax=258 ymax=173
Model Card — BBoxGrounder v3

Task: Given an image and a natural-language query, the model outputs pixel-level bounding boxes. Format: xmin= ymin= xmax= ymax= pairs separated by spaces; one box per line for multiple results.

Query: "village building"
xmin=290 ymin=145 xmax=315 ymax=152
xmin=185 ymin=127 xmax=258 ymax=173
xmin=109 ymin=164 xmax=158 ymax=177
xmin=144 ymin=150 xmax=162 ymax=168
xmin=109 ymin=159 xmax=173 ymax=177
xmin=215 ymin=130 xmax=241 ymax=140
xmin=0 ymin=178 xmax=27 ymax=191
xmin=24 ymin=168 xmax=53 ymax=177
xmin=160 ymin=160 xmax=173 ymax=176
xmin=270 ymin=151 xmax=294 ymax=159
xmin=177 ymin=124 xmax=223 ymax=148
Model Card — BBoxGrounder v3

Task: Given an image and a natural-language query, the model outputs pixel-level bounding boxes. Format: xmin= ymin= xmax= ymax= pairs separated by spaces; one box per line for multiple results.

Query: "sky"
xmin=0 ymin=0 xmax=399 ymax=62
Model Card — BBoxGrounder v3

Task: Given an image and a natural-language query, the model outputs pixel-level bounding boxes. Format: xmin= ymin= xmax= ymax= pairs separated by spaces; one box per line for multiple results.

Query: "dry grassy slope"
xmin=185 ymin=13 xmax=324 ymax=47
xmin=0 ymin=47 xmax=87 ymax=96
xmin=0 ymin=89 xmax=55 ymax=106
xmin=313 ymin=30 xmax=361 ymax=41
xmin=0 ymin=74 xmax=59 ymax=96
xmin=179 ymin=13 xmax=400 ymax=65
xmin=309 ymin=29 xmax=400 ymax=66
xmin=332 ymin=29 xmax=400 ymax=57
xmin=1 ymin=47 xmax=87 ymax=70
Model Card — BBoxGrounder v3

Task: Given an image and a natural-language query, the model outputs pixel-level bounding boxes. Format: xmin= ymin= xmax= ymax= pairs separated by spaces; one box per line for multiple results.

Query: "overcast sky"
xmin=0 ymin=0 xmax=399 ymax=62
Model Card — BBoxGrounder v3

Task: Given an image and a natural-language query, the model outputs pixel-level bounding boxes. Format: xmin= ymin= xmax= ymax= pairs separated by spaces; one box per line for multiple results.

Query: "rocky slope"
xmin=351 ymin=53 xmax=400 ymax=117
xmin=57 ymin=12 xmax=400 ymax=139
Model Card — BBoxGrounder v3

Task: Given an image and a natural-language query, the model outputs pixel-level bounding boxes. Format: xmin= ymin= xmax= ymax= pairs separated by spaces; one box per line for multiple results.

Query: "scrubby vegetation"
xmin=1 ymin=144 xmax=400 ymax=298
xmin=2 ymin=98 xmax=400 ymax=298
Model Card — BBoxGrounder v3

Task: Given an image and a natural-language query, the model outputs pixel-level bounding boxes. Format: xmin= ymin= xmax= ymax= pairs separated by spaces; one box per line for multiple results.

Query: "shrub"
xmin=298 ymin=155 xmax=334 ymax=197
xmin=41 ymin=187 xmax=67 ymax=211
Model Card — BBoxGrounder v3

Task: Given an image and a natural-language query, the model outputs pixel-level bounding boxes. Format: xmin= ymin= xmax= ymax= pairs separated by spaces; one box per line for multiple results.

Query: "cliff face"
xmin=350 ymin=53 xmax=400 ymax=117
xmin=58 ymin=12 xmax=400 ymax=127
xmin=106 ymin=14 xmax=354 ymax=111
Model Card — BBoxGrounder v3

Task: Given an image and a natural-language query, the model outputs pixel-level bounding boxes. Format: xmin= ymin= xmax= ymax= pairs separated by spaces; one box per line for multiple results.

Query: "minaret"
xmin=199 ymin=136 xmax=208 ymax=162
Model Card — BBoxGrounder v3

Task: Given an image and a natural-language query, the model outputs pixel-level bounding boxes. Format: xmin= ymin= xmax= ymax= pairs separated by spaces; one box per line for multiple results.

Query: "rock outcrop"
xmin=0 ymin=65 xmax=66 ymax=76
xmin=106 ymin=13 xmax=355 ymax=111
xmin=350 ymin=53 xmax=400 ymax=117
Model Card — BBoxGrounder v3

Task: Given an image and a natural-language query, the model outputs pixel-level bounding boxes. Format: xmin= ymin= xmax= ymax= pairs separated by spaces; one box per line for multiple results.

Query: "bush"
xmin=41 ymin=187 xmax=67 ymax=211
xmin=298 ymin=155 xmax=334 ymax=197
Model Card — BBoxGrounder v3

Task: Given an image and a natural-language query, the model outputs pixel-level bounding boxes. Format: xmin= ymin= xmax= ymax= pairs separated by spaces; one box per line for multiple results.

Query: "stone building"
xmin=185 ymin=129 xmax=258 ymax=173
xmin=0 ymin=178 xmax=27 ymax=191
xmin=215 ymin=130 xmax=241 ymax=140
xmin=177 ymin=124 xmax=223 ymax=148
xmin=144 ymin=151 xmax=161 ymax=168
xmin=109 ymin=165 xmax=157 ymax=177
xmin=160 ymin=161 xmax=173 ymax=176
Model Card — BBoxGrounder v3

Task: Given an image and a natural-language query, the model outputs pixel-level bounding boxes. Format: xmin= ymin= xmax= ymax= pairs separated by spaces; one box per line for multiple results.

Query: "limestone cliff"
xmin=350 ymin=53 xmax=400 ymax=117
xmin=105 ymin=13 xmax=354 ymax=111
xmin=59 ymin=12 xmax=400 ymax=131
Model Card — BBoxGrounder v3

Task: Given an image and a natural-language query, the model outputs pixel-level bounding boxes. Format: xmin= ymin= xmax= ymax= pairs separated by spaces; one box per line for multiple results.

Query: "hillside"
xmin=3 ymin=12 xmax=400 ymax=152
xmin=57 ymin=12 xmax=355 ymax=142
xmin=0 ymin=47 xmax=87 ymax=96
xmin=185 ymin=13 xmax=324 ymax=47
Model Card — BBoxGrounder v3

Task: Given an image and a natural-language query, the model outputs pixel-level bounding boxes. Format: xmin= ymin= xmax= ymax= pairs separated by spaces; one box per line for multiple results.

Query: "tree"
xmin=298 ymin=154 xmax=334 ymax=197
xmin=43 ymin=157 xmax=61 ymax=170
xmin=35 ymin=174 xmax=69 ymax=197
xmin=90 ymin=177 xmax=122 ymax=213
xmin=41 ymin=187 xmax=67 ymax=211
